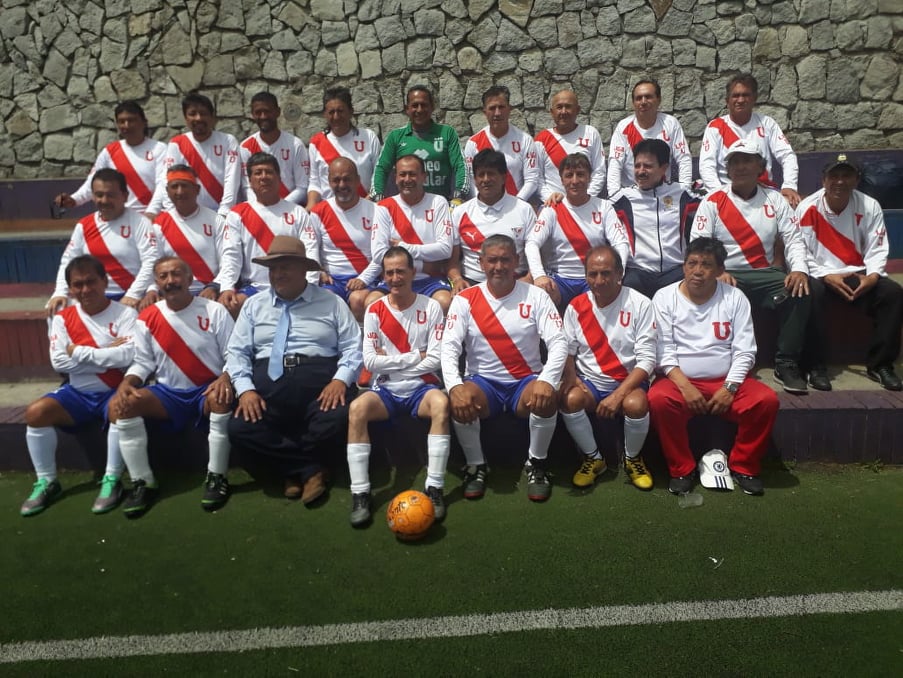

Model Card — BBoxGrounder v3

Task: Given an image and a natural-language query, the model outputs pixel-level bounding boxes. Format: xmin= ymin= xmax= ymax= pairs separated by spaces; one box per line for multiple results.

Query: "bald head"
xmin=550 ymin=89 xmax=579 ymax=134
xmin=328 ymin=157 xmax=361 ymax=206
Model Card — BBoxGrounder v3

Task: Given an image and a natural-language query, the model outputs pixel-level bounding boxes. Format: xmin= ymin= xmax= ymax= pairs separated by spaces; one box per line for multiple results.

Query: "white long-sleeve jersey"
xmin=372 ymin=194 xmax=453 ymax=280
xmin=53 ymin=209 xmax=158 ymax=301
xmin=606 ymin=113 xmax=693 ymax=195
xmin=535 ymin=124 xmax=606 ymax=200
xmin=691 ymin=185 xmax=808 ymax=273
xmin=797 ymin=189 xmax=889 ymax=279
xmin=153 ymin=206 xmax=230 ymax=292
xmin=240 ymin=131 xmax=311 ymax=204
xmin=220 ymin=199 xmax=312 ymax=292
xmin=464 ymin=125 xmax=540 ymax=201
xmin=150 ymin=130 xmax=242 ymax=218
xmin=610 ymin=183 xmax=700 ymax=273
xmin=49 ymin=301 xmax=137 ymax=393
xmin=652 ymin=280 xmax=756 ymax=384
xmin=363 ymin=294 xmax=444 ymax=398
xmin=70 ymin=138 xmax=167 ymax=211
xmin=564 ymin=287 xmax=656 ymax=393
xmin=441 ymin=281 xmax=567 ymax=389
xmin=127 ymin=296 xmax=233 ymax=389
xmin=698 ymin=113 xmax=799 ymax=192
xmin=305 ymin=198 xmax=386 ymax=285
xmin=526 ymin=197 xmax=628 ymax=279
xmin=451 ymin=193 xmax=535 ymax=281
xmin=308 ymin=127 xmax=382 ymax=199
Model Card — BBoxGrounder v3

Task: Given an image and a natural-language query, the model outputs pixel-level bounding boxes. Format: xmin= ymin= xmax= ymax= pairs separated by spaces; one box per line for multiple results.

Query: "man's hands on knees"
xmin=449 ymin=385 xmax=481 ymax=424
xmin=784 ymin=271 xmax=809 ymax=297
xmin=235 ymin=390 xmax=266 ymax=422
xmin=524 ymin=380 xmax=556 ymax=416
xmin=707 ymin=387 xmax=734 ymax=415
xmin=204 ymin=374 xmax=234 ymax=408
xmin=596 ymin=390 xmax=626 ymax=419
xmin=317 ymin=379 xmax=348 ymax=411
xmin=109 ymin=377 xmax=144 ymax=420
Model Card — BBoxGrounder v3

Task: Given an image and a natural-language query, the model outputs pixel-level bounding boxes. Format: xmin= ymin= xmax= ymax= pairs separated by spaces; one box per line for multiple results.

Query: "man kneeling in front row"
xmin=649 ymin=237 xmax=779 ymax=495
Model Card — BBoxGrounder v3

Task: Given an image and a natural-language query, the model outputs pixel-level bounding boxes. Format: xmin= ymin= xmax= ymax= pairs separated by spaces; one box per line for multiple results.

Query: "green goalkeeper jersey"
xmin=372 ymin=121 xmax=468 ymax=200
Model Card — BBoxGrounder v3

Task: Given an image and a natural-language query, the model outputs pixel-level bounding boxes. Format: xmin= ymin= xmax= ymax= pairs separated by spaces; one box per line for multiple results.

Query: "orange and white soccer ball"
xmin=386 ymin=490 xmax=435 ymax=541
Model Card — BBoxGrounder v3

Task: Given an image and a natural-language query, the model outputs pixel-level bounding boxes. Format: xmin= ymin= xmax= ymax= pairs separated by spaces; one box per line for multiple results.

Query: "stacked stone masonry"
xmin=0 ymin=0 xmax=900 ymax=179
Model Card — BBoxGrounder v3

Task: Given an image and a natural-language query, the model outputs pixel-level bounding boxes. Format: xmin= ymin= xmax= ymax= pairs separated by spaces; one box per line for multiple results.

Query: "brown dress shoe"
xmin=284 ymin=476 xmax=303 ymax=499
xmin=301 ymin=469 xmax=328 ymax=505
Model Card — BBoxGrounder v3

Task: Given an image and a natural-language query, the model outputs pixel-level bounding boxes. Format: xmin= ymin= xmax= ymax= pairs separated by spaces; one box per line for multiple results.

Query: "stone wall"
xmin=0 ymin=0 xmax=900 ymax=179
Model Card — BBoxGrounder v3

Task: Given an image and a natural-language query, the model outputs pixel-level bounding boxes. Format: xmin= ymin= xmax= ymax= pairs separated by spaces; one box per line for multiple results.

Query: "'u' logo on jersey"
xmin=281 ymin=149 xmax=290 ymax=160
xmin=120 ymin=225 xmax=131 ymax=238
xmin=424 ymin=209 xmax=434 ymax=223
xmin=578 ymin=137 xmax=589 ymax=148
xmin=660 ymin=130 xmax=671 ymax=142
xmin=108 ymin=323 xmax=118 ymax=337
xmin=518 ymin=303 xmax=532 ymax=319
xmin=198 ymin=316 xmax=210 ymax=331
xmin=354 ymin=140 xmax=365 ymax=152
xmin=712 ymin=321 xmax=731 ymax=340
xmin=592 ymin=211 xmax=603 ymax=224
xmin=284 ymin=213 xmax=295 ymax=225
xmin=145 ymin=151 xmax=154 ymax=161
xmin=213 ymin=145 xmax=223 ymax=156
xmin=763 ymin=204 xmax=775 ymax=218
xmin=511 ymin=141 xmax=521 ymax=153
xmin=433 ymin=139 xmax=444 ymax=152
xmin=619 ymin=310 xmax=631 ymax=327
xmin=416 ymin=309 xmax=427 ymax=324
xmin=362 ymin=217 xmax=373 ymax=231
xmin=203 ymin=223 xmax=213 ymax=236
xmin=756 ymin=126 xmax=765 ymax=138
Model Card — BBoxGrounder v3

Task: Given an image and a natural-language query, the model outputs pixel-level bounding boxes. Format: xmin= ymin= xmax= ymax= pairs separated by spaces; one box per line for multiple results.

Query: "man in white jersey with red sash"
xmin=217 ymin=152 xmax=312 ymax=317
xmin=49 ymin=168 xmax=158 ymax=316
xmin=691 ymin=137 xmax=811 ymax=394
xmin=20 ymin=256 xmax=137 ymax=517
xmin=108 ymin=257 xmax=235 ymax=518
xmin=798 ymin=154 xmax=903 ymax=391
xmin=535 ymin=90 xmax=606 ymax=202
xmin=308 ymin=87 xmax=382 ymax=208
xmin=607 ymin=79 xmax=693 ymax=195
xmin=306 ymin=157 xmax=385 ymax=322
xmin=240 ymin=91 xmax=310 ymax=205
xmin=611 ymin=139 xmax=701 ymax=299
xmin=371 ymin=155 xmax=453 ymax=313
xmin=527 ymin=153 xmax=628 ymax=309
xmin=559 ymin=246 xmax=656 ymax=491
xmin=150 ymin=165 xmax=231 ymax=302
xmin=441 ymin=234 xmax=567 ymax=502
xmin=447 ymin=149 xmax=536 ymax=294
xmin=649 ymin=237 xmax=779 ymax=496
xmin=148 ymin=92 xmax=241 ymax=220
xmin=55 ymin=102 xmax=166 ymax=215
xmin=346 ymin=247 xmax=449 ymax=527
xmin=699 ymin=74 xmax=801 ymax=208
xmin=463 ymin=85 xmax=540 ymax=203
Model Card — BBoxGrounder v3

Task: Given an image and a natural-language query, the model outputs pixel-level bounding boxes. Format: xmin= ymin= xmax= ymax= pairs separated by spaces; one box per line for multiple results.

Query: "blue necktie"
xmin=267 ymin=300 xmax=292 ymax=381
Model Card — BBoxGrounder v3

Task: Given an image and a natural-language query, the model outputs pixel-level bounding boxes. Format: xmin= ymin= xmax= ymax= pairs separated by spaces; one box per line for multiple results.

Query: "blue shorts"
xmin=551 ymin=274 xmax=589 ymax=308
xmin=146 ymin=383 xmax=208 ymax=432
xmin=321 ymin=273 xmax=376 ymax=302
xmin=376 ymin=276 xmax=451 ymax=297
xmin=467 ymin=374 xmax=537 ymax=417
xmin=237 ymin=284 xmax=260 ymax=297
xmin=46 ymin=384 xmax=112 ymax=428
xmin=577 ymin=375 xmax=649 ymax=404
xmin=373 ymin=383 xmax=438 ymax=419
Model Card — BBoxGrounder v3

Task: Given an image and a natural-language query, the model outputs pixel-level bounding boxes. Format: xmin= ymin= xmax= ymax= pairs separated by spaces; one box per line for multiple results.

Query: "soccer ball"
xmin=386 ymin=490 xmax=435 ymax=541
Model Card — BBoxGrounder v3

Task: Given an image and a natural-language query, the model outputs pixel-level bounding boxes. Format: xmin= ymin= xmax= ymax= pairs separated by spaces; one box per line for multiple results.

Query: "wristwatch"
xmin=723 ymin=381 xmax=740 ymax=395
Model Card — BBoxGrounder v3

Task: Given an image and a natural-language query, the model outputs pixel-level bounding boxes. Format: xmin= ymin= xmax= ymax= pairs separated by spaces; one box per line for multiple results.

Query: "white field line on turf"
xmin=2 ymin=590 xmax=901 ymax=664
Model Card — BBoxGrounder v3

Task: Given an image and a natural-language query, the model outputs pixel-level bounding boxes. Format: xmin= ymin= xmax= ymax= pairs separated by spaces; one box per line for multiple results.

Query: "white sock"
xmin=26 ymin=426 xmax=57 ymax=482
xmin=452 ymin=419 xmax=484 ymax=466
xmin=207 ymin=412 xmax=231 ymax=475
xmin=116 ymin=417 xmax=155 ymax=485
xmin=426 ymin=434 xmax=450 ymax=489
xmin=346 ymin=442 xmax=371 ymax=494
xmin=561 ymin=410 xmax=600 ymax=457
xmin=624 ymin=413 xmax=650 ymax=459
xmin=528 ymin=413 xmax=557 ymax=461
xmin=104 ymin=423 xmax=124 ymax=477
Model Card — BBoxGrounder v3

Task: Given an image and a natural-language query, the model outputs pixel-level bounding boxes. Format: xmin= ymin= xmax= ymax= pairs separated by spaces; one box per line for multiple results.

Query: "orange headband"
xmin=167 ymin=170 xmax=198 ymax=184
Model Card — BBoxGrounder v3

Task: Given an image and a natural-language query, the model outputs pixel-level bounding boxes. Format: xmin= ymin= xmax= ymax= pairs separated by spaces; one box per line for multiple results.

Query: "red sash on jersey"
xmin=241 ymin=137 xmax=290 ymax=198
xmin=381 ymin=199 xmax=424 ymax=245
xmin=554 ymin=202 xmax=593 ymax=264
xmin=465 ymin=287 xmax=533 ymax=379
xmin=174 ymin=135 xmax=224 ymax=203
xmin=313 ymin=202 xmax=369 ymax=274
xmin=800 ymin=205 xmax=865 ymax=267
xmin=311 ymin=132 xmax=368 ymax=197
xmin=536 ymin=129 xmax=567 ymax=171
xmin=140 ymin=305 xmax=217 ymax=386
xmin=82 ymin=214 xmax=136 ymax=292
xmin=472 ymin=130 xmax=518 ymax=195
xmin=233 ymin=203 xmax=276 ymax=254
xmin=710 ymin=119 xmax=772 ymax=186
xmin=107 ymin=142 xmax=153 ymax=206
xmin=623 ymin=122 xmax=643 ymax=150
xmin=571 ymin=295 xmax=629 ymax=381
xmin=371 ymin=302 xmax=438 ymax=384
xmin=60 ymin=306 xmax=124 ymax=388
xmin=711 ymin=194 xmax=770 ymax=269
xmin=155 ymin=212 xmax=216 ymax=284
xmin=457 ymin=213 xmax=485 ymax=252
